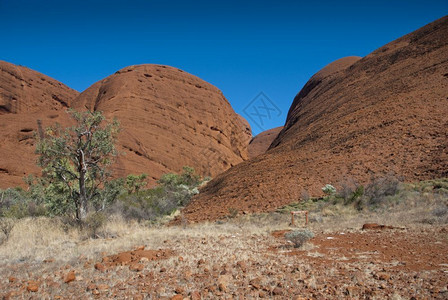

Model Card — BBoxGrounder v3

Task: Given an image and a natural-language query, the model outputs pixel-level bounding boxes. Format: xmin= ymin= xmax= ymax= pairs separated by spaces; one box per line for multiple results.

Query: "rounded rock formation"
xmin=71 ymin=64 xmax=251 ymax=183
xmin=182 ymin=16 xmax=448 ymax=222
xmin=0 ymin=61 xmax=79 ymax=188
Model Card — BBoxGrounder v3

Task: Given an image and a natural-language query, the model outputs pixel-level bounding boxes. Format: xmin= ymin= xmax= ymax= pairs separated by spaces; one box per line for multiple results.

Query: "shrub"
xmin=363 ymin=175 xmax=402 ymax=208
xmin=108 ymin=166 xmax=202 ymax=222
xmin=0 ymin=218 xmax=15 ymax=244
xmin=337 ymin=178 xmax=364 ymax=205
xmin=83 ymin=212 xmax=107 ymax=239
xmin=0 ymin=188 xmax=47 ymax=218
xmin=322 ymin=184 xmax=336 ymax=195
xmin=285 ymin=229 xmax=314 ymax=248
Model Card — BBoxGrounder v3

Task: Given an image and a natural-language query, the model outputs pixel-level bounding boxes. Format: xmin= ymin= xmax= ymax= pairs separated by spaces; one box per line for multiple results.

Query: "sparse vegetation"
xmin=108 ymin=166 xmax=202 ymax=223
xmin=279 ymin=177 xmax=448 ymax=226
xmin=322 ymin=184 xmax=336 ymax=195
xmin=285 ymin=229 xmax=314 ymax=248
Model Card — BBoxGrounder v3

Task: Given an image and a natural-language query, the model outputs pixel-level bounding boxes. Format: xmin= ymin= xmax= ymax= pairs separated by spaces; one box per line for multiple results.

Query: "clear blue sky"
xmin=1 ymin=0 xmax=446 ymax=135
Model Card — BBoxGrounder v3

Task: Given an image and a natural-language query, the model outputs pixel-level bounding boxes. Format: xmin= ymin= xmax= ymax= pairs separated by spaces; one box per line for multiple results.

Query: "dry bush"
xmin=0 ymin=218 xmax=15 ymax=245
xmin=285 ymin=229 xmax=314 ymax=248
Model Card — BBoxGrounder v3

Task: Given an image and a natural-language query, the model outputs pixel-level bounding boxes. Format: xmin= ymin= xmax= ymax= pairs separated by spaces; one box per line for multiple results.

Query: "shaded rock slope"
xmin=182 ymin=16 xmax=448 ymax=222
xmin=248 ymin=126 xmax=283 ymax=159
xmin=71 ymin=65 xmax=252 ymax=183
xmin=0 ymin=61 xmax=79 ymax=188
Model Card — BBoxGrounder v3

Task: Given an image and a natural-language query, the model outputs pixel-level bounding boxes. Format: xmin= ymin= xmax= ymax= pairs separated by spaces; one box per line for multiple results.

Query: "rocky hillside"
xmin=0 ymin=62 xmax=252 ymax=188
xmin=182 ymin=16 xmax=448 ymax=222
xmin=71 ymin=64 xmax=252 ymax=183
xmin=248 ymin=127 xmax=283 ymax=158
xmin=0 ymin=61 xmax=79 ymax=188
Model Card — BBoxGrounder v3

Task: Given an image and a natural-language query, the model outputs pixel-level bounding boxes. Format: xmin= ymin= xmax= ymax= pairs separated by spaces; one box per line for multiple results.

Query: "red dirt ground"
xmin=1 ymin=225 xmax=447 ymax=299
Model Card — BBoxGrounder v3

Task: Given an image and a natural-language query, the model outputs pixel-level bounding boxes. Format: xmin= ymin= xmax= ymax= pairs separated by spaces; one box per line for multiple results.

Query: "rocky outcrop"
xmin=71 ymin=64 xmax=252 ymax=183
xmin=183 ymin=16 xmax=448 ymax=222
xmin=0 ymin=61 xmax=79 ymax=188
xmin=248 ymin=127 xmax=283 ymax=158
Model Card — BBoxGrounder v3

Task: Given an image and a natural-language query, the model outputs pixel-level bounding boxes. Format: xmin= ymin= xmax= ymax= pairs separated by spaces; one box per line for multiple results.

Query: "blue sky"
xmin=1 ymin=0 xmax=446 ymax=135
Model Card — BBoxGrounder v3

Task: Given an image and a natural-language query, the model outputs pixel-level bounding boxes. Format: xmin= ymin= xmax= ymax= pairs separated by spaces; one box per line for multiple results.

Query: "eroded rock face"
xmin=183 ymin=16 xmax=448 ymax=222
xmin=0 ymin=62 xmax=251 ymax=188
xmin=0 ymin=61 xmax=78 ymax=114
xmin=248 ymin=127 xmax=283 ymax=159
xmin=71 ymin=64 xmax=251 ymax=183
xmin=0 ymin=61 xmax=79 ymax=188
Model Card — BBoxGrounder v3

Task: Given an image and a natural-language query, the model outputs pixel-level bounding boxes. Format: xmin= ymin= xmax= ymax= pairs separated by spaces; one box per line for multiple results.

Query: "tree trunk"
xmin=77 ymin=150 xmax=88 ymax=221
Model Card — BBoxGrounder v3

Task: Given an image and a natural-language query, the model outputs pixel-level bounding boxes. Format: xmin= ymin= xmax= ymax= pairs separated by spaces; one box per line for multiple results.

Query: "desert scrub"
xmin=322 ymin=184 xmax=336 ymax=195
xmin=285 ymin=229 xmax=314 ymax=248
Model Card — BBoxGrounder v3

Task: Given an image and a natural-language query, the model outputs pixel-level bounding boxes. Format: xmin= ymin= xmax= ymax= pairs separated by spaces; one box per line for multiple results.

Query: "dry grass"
xmin=0 ymin=212 xmax=289 ymax=266
xmin=0 ymin=182 xmax=447 ymax=299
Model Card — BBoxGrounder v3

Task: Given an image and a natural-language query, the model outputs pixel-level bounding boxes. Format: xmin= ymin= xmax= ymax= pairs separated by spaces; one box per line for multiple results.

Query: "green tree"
xmin=36 ymin=110 xmax=120 ymax=221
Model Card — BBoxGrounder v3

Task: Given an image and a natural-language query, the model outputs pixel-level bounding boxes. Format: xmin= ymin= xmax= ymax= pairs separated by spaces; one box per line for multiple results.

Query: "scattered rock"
xmin=64 ymin=271 xmax=76 ymax=284
xmin=129 ymin=263 xmax=144 ymax=272
xmin=236 ymin=261 xmax=248 ymax=273
xmin=217 ymin=274 xmax=231 ymax=292
xmin=94 ymin=262 xmax=105 ymax=272
xmin=174 ymin=286 xmax=185 ymax=294
xmin=97 ymin=284 xmax=109 ymax=292
xmin=272 ymin=287 xmax=283 ymax=295
xmin=190 ymin=291 xmax=201 ymax=300
xmin=362 ymin=223 xmax=395 ymax=230
xmin=27 ymin=281 xmax=39 ymax=292
xmin=249 ymin=277 xmax=262 ymax=290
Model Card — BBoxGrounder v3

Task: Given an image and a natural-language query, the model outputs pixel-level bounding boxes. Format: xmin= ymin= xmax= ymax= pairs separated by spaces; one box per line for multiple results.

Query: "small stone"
xmin=27 ymin=281 xmax=39 ymax=292
xmin=272 ymin=287 xmax=283 ymax=295
xmin=170 ymin=295 xmax=183 ymax=300
xmin=86 ymin=284 xmax=97 ymax=291
xmin=94 ymin=262 xmax=105 ymax=272
xmin=178 ymin=256 xmax=184 ymax=261
xmin=129 ymin=263 xmax=144 ymax=272
xmin=236 ymin=261 xmax=248 ymax=273
xmin=92 ymin=289 xmax=100 ymax=295
xmin=174 ymin=286 xmax=185 ymax=294
xmin=43 ymin=258 xmax=54 ymax=263
xmin=190 ymin=291 xmax=201 ymax=300
xmin=249 ymin=277 xmax=262 ymax=290
xmin=218 ymin=275 xmax=231 ymax=292
xmin=8 ymin=277 xmax=17 ymax=283
xmin=97 ymin=284 xmax=109 ymax=291
xmin=376 ymin=272 xmax=390 ymax=281
xmin=345 ymin=286 xmax=359 ymax=296
xmin=183 ymin=269 xmax=192 ymax=280
xmin=64 ymin=271 xmax=76 ymax=283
